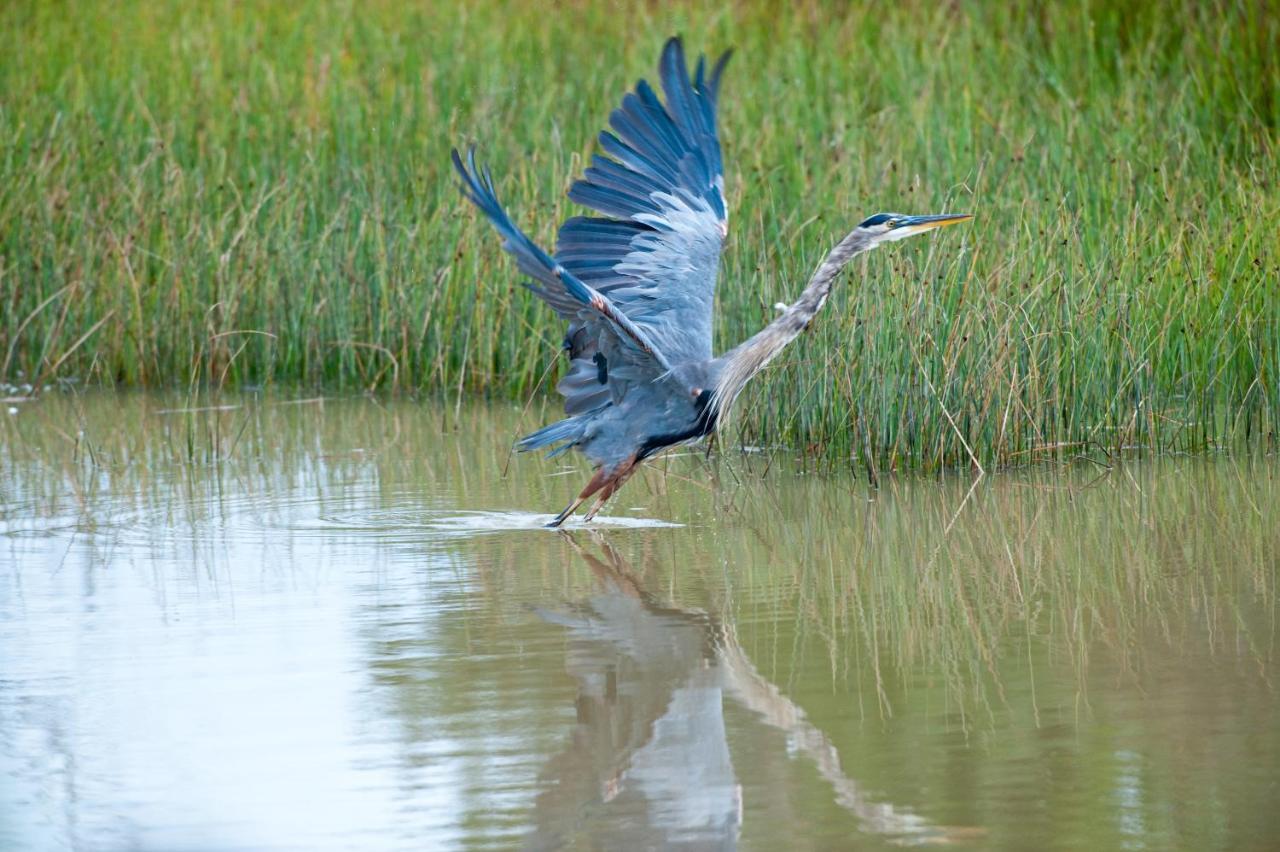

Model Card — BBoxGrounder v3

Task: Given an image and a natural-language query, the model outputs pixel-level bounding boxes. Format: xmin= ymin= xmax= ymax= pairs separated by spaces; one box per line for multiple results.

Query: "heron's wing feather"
xmin=556 ymin=37 xmax=732 ymax=366
xmin=452 ymin=150 xmax=677 ymax=393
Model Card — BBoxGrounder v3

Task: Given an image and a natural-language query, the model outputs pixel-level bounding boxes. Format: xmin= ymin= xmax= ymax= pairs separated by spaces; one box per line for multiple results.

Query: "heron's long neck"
xmin=711 ymin=228 xmax=873 ymax=417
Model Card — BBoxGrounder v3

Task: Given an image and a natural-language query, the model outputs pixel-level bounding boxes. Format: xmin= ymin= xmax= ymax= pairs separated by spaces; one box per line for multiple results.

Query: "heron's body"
xmin=453 ymin=39 xmax=970 ymax=525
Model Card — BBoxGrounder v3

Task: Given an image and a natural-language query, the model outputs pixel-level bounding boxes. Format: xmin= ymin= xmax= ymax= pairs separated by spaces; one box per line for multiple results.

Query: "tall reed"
xmin=1 ymin=0 xmax=1276 ymax=468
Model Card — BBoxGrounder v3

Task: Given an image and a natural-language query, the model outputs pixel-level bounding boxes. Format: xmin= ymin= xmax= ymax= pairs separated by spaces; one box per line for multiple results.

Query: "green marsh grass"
xmin=1 ymin=0 xmax=1277 ymax=468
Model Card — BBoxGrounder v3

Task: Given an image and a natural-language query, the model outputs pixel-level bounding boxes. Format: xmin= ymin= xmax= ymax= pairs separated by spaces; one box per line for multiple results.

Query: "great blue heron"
xmin=453 ymin=38 xmax=971 ymax=526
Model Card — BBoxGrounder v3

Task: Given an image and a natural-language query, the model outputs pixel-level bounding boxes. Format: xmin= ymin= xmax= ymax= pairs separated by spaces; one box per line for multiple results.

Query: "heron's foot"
xmin=546 ymin=495 xmax=586 ymax=528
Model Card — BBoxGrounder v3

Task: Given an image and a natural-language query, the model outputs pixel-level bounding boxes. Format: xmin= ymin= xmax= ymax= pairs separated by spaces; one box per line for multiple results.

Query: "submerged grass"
xmin=1 ymin=0 xmax=1277 ymax=468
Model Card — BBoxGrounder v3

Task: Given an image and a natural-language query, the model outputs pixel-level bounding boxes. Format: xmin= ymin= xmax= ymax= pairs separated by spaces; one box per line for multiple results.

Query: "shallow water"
xmin=1 ymin=393 xmax=1277 ymax=850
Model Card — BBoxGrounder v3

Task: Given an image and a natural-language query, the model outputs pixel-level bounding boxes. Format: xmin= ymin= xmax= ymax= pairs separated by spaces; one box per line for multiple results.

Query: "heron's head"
xmin=855 ymin=212 xmax=973 ymax=248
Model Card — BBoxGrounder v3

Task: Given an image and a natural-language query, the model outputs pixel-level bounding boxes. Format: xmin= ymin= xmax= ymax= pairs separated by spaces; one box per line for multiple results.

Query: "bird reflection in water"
xmin=528 ymin=533 xmax=978 ymax=849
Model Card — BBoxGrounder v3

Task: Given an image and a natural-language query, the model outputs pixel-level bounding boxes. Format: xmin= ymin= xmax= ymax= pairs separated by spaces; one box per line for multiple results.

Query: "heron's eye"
xmin=886 ymin=218 xmax=900 ymax=228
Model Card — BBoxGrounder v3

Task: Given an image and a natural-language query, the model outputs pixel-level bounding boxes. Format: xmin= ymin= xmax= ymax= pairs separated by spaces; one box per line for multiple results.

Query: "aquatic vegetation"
xmin=1 ymin=0 xmax=1276 ymax=468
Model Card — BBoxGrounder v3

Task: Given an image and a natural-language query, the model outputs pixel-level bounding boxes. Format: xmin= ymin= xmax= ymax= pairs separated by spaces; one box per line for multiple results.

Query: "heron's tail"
xmin=517 ymin=414 xmax=591 ymax=458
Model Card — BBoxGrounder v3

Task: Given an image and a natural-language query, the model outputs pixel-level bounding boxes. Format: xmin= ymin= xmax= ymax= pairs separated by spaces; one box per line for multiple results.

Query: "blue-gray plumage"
xmin=453 ymin=37 xmax=972 ymax=526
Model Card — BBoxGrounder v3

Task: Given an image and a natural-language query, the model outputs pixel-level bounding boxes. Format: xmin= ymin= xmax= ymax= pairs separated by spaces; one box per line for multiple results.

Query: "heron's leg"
xmin=581 ymin=488 xmax=614 ymax=524
xmin=546 ymin=467 xmax=611 ymax=528
xmin=584 ymin=459 xmax=638 ymax=523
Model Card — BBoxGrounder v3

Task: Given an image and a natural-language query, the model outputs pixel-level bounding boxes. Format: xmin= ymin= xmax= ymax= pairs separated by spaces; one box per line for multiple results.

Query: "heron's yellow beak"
xmin=899 ymin=213 xmax=974 ymax=234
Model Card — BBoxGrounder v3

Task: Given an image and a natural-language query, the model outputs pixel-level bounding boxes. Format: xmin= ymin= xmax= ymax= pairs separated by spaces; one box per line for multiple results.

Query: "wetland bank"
xmin=2 ymin=393 xmax=1277 ymax=849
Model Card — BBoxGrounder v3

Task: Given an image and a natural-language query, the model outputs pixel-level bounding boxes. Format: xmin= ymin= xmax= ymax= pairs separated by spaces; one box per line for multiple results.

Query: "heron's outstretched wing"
xmin=553 ymin=38 xmax=731 ymax=412
xmin=452 ymin=149 xmax=679 ymax=395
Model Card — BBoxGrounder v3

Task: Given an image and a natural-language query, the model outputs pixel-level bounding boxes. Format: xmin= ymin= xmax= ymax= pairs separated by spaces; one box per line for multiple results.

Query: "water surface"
xmin=1 ymin=393 xmax=1277 ymax=850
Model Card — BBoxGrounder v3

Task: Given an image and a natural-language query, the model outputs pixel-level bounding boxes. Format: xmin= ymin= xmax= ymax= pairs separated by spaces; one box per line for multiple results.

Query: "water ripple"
xmin=424 ymin=510 xmax=682 ymax=535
